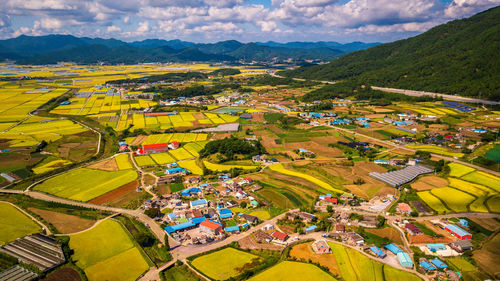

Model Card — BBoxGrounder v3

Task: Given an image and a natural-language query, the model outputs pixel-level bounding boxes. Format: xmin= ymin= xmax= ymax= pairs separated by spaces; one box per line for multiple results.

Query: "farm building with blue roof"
xmin=224 ymin=226 xmax=240 ymax=233
xmin=385 ymin=243 xmax=403 ymax=254
xmin=427 ymin=243 xmax=446 ymax=252
xmin=430 ymin=258 xmax=447 ymax=269
xmin=164 ymin=221 xmax=196 ymax=234
xmin=397 ymin=252 xmax=413 ymax=268
xmin=419 ymin=261 xmax=436 ymax=271
xmin=369 ymin=246 xmax=387 ymax=258
xmin=190 ymin=199 xmax=208 ymax=209
xmin=181 ymin=188 xmax=201 ymax=197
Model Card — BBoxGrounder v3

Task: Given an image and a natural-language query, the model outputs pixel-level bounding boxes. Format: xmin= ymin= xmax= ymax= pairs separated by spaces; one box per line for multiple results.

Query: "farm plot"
xmin=115 ymin=153 xmax=133 ymax=170
xmin=178 ymin=160 xmax=203 ymax=175
xmin=328 ymin=242 xmax=421 ymax=281
xmin=461 ymin=171 xmax=500 ymax=193
xmin=191 ymin=247 xmax=260 ymax=280
xmin=430 ymin=187 xmax=475 ymax=213
xmin=32 ymin=159 xmax=72 ymax=174
xmin=150 ymin=152 xmax=176 ymax=165
xmin=69 ymin=219 xmax=149 ymax=281
xmin=29 ymin=208 xmax=95 ymax=234
xmin=134 ymin=155 xmax=156 ymax=167
xmin=268 ymin=164 xmax=344 ymax=194
xmin=417 ymin=191 xmax=450 ymax=214
xmin=448 ymin=163 xmax=475 ymax=178
xmin=289 ymin=242 xmax=340 ymax=275
xmin=406 ymin=145 xmax=464 ymax=158
xmin=34 ymin=168 xmax=138 ymax=202
xmin=203 ymin=161 xmax=258 ymax=172
xmin=248 ymin=261 xmax=336 ymax=281
xmin=0 ymin=202 xmax=41 ymax=245
xmin=169 ymin=148 xmax=194 ymax=160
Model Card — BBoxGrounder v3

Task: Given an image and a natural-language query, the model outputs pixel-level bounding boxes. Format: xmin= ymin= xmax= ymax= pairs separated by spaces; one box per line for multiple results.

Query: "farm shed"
xmin=430 ymin=258 xmax=448 ymax=269
xmin=385 ymin=243 xmax=403 ymax=254
xmin=369 ymin=165 xmax=433 ymax=187
xmin=139 ymin=143 xmax=169 ymax=154
xmin=419 ymin=261 xmax=436 ymax=271
xmin=396 ymin=252 xmax=413 ymax=268
xmin=449 ymin=240 xmax=473 ymax=252
xmin=369 ymin=246 xmax=387 ymax=258
xmin=427 ymin=243 xmax=446 ymax=252
xmin=164 ymin=221 xmax=196 ymax=234
xmin=199 ymin=220 xmax=223 ymax=234
xmin=190 ymin=216 xmax=206 ymax=225
xmin=166 ymin=167 xmax=190 ymax=175
xmin=0 ymin=265 xmax=37 ymax=281
xmin=271 ymin=231 xmax=289 ymax=241
xmin=190 ymin=199 xmax=208 ymax=209
xmin=444 ymin=224 xmax=472 ymax=240
xmin=224 ymin=226 xmax=240 ymax=233
xmin=305 ymin=225 xmax=318 ymax=233
xmin=405 ymin=223 xmax=423 ymax=235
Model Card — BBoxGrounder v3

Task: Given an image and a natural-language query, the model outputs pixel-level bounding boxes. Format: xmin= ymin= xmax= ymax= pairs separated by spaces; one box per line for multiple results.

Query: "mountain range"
xmin=0 ymin=35 xmax=378 ymax=64
xmin=281 ymin=6 xmax=500 ymax=101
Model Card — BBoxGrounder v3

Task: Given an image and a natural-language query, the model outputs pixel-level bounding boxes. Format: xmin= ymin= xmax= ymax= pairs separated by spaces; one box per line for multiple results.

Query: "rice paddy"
xmin=406 ymin=144 xmax=464 ymax=158
xmin=191 ymin=247 xmax=260 ymax=280
xmin=0 ymin=202 xmax=41 ymax=245
xmin=248 ymin=261 xmax=336 ymax=281
xmin=69 ymin=219 xmax=149 ymax=281
xmin=115 ymin=153 xmax=133 ymax=170
xmin=34 ymin=168 xmax=138 ymax=202
xmin=268 ymin=164 xmax=344 ymax=194
xmin=178 ymin=160 xmax=204 ymax=175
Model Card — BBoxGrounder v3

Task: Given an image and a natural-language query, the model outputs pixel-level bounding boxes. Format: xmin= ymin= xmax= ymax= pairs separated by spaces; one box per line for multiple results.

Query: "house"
xmin=427 ymin=243 xmax=446 ymax=252
xmin=430 ymin=258 xmax=448 ymax=269
xmin=448 ymin=240 xmax=473 ymax=252
xmin=166 ymin=167 xmax=190 ymax=175
xmin=138 ymin=143 xmax=169 ymax=154
xmin=335 ymin=224 xmax=345 ymax=233
xmin=254 ymin=231 xmax=273 ymax=243
xmin=312 ymin=240 xmax=331 ymax=254
xmin=261 ymin=224 xmax=274 ymax=231
xmin=305 ymin=225 xmax=317 ymax=233
xmin=346 ymin=232 xmax=364 ymax=246
xmin=271 ymin=231 xmax=289 ymax=241
xmin=405 ymin=223 xmax=423 ymax=235
xmin=323 ymin=196 xmax=338 ymax=205
xmin=241 ymin=214 xmax=259 ymax=224
xmin=340 ymin=193 xmax=355 ymax=201
xmin=224 ymin=226 xmax=240 ymax=234
xmin=181 ymin=188 xmax=201 ymax=197
xmin=419 ymin=260 xmax=436 ymax=271
xmin=397 ymin=203 xmax=412 ymax=214
xmin=164 ymin=221 xmax=196 ymax=234
xmin=249 ymin=200 xmax=259 ymax=208
xmin=168 ymin=141 xmax=179 ymax=150
xmin=199 ymin=220 xmax=223 ymax=234
xmin=298 ymin=148 xmax=315 ymax=157
xmin=218 ymin=208 xmax=233 ymax=219
xmin=190 ymin=199 xmax=208 ymax=209
xmin=289 ymin=212 xmax=316 ymax=223
xmin=444 ymin=224 xmax=472 ymax=240
xmin=385 ymin=243 xmax=403 ymax=254
xmin=397 ymin=252 xmax=414 ymax=268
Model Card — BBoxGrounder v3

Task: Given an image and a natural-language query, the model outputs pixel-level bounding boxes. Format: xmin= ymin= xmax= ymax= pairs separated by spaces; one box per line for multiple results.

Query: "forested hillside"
xmin=281 ymin=6 xmax=500 ymax=101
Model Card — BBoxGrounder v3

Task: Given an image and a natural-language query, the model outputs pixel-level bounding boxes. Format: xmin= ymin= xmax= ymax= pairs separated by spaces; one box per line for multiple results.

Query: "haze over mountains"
xmin=282 ymin=6 xmax=500 ymax=101
xmin=0 ymin=35 xmax=378 ymax=64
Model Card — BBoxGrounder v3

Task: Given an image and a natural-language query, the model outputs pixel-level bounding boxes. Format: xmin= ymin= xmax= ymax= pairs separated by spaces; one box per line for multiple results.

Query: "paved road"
xmin=371 ymin=86 xmax=500 ymax=105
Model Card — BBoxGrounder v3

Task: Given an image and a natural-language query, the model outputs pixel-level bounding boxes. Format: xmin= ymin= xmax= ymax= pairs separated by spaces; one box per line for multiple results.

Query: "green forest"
xmin=281 ymin=6 xmax=500 ymax=101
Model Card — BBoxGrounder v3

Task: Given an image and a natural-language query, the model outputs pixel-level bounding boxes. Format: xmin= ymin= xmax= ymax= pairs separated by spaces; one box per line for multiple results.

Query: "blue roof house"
xmin=430 ymin=258 xmax=448 ymax=269
xmin=224 ymin=226 xmax=240 ymax=233
xmin=385 ymin=243 xmax=403 ymax=254
xmin=419 ymin=261 xmax=436 ymax=271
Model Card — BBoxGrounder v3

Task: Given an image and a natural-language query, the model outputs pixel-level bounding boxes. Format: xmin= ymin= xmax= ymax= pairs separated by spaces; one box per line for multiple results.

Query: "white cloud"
xmin=444 ymin=0 xmax=500 ymax=18
xmin=106 ymin=25 xmax=121 ymax=33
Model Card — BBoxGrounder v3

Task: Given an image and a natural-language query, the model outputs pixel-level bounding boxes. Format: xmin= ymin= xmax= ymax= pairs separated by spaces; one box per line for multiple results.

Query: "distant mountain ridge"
xmin=0 ymin=35 xmax=376 ymax=64
xmin=281 ymin=6 xmax=500 ymax=101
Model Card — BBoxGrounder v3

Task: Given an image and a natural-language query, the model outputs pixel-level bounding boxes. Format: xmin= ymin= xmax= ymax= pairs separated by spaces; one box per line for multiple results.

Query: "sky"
xmin=0 ymin=0 xmax=499 ymax=43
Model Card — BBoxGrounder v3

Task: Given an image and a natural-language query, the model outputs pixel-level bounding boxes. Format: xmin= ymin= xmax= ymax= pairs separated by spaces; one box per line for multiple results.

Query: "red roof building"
xmin=271 ymin=231 xmax=289 ymax=241
xmin=397 ymin=203 xmax=412 ymax=214
xmin=199 ymin=220 xmax=223 ymax=234
xmin=140 ymin=143 xmax=169 ymax=154
xmin=168 ymin=141 xmax=179 ymax=150
xmin=325 ymin=197 xmax=338 ymax=204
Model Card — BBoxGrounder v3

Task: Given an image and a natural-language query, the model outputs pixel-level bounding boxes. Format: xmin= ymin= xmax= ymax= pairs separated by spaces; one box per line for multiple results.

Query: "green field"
xmin=0 ymin=202 xmax=41 ymax=245
xmin=191 ymin=248 xmax=259 ymax=280
xmin=328 ymin=243 xmax=420 ymax=281
xmin=248 ymin=261 xmax=336 ymax=281
xmin=268 ymin=164 xmax=344 ymax=194
xmin=69 ymin=219 xmax=149 ymax=281
xmin=162 ymin=264 xmax=201 ymax=281
xmin=446 ymin=257 xmax=477 ymax=272
xmin=34 ymin=168 xmax=137 ymax=201
xmin=484 ymin=146 xmax=500 ymax=163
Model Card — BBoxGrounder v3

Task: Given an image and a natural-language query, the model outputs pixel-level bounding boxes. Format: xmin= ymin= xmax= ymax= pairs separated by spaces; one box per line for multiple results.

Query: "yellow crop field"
xmin=486 ymin=196 xmax=500 ymax=213
xmin=192 ymin=248 xmax=260 ymax=280
xmin=448 ymin=163 xmax=475 ymax=177
xmin=32 ymin=159 xmax=72 ymax=174
xmin=418 ymin=191 xmax=449 ymax=213
xmin=461 ymin=171 xmax=500 ymax=193
xmin=134 ymin=155 xmax=156 ymax=167
xmin=178 ymin=160 xmax=203 ymax=175
xmin=268 ymin=164 xmax=344 ymax=194
xmin=431 ymin=187 xmax=475 ymax=213
xmin=469 ymin=197 xmax=489 ymax=213
xmin=169 ymin=148 xmax=194 ymax=160
xmin=183 ymin=143 xmax=204 ymax=157
xmin=150 ymin=152 xmax=176 ymax=164
xmin=406 ymin=144 xmax=464 ymax=158
xmin=448 ymin=178 xmax=492 ymax=195
xmin=203 ymin=161 xmax=257 ymax=172
xmin=115 ymin=154 xmax=133 ymax=170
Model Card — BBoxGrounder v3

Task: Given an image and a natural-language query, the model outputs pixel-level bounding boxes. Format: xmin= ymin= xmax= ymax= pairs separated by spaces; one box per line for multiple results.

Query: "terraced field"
xmin=268 ymin=164 xmax=344 ymax=194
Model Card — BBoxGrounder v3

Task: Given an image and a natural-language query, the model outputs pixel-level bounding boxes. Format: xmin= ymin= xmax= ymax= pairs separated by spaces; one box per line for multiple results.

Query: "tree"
xmin=240 ymin=201 xmax=247 ymax=208
xmin=135 ymin=233 xmax=154 ymax=247
xmin=326 ymin=205 xmax=333 ymax=213
xmin=145 ymin=207 xmax=161 ymax=218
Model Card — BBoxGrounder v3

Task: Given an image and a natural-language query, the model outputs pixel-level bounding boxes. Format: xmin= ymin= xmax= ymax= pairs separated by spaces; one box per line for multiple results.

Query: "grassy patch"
xmin=191 ymin=248 xmax=260 ymax=280
xmin=0 ymin=202 xmax=41 ymax=245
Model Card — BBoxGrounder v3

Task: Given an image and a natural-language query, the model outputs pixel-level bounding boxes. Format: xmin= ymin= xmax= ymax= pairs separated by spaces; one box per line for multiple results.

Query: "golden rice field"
xmin=115 ymin=154 xmax=133 ymax=170
xmin=124 ymin=133 xmax=207 ymax=145
xmin=406 ymin=144 xmax=464 ymax=158
xmin=203 ymin=161 xmax=258 ymax=172
xmin=134 ymin=155 xmax=156 ymax=167
xmin=418 ymin=191 xmax=450 ymax=214
xmin=178 ymin=160 xmax=204 ymax=175
xmin=448 ymin=163 xmax=475 ymax=177
xmin=32 ymin=159 xmax=72 ymax=174
xmin=150 ymin=152 xmax=176 ymax=165
xmin=430 ymin=187 xmax=475 ymax=213
xmin=169 ymin=148 xmax=195 ymax=161
xmin=268 ymin=164 xmax=344 ymax=194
